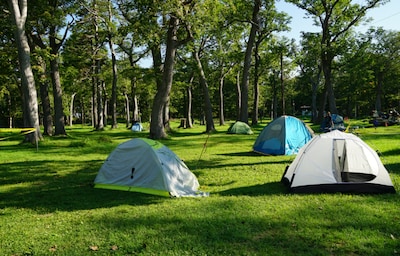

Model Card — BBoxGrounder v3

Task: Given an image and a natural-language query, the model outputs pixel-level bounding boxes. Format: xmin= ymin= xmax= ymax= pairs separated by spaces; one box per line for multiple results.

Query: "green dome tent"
xmin=94 ymin=138 xmax=208 ymax=197
xmin=227 ymin=121 xmax=253 ymax=134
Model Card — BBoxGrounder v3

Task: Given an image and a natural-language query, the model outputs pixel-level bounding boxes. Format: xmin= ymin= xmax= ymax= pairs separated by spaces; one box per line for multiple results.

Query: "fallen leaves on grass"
xmin=89 ymin=245 xmax=99 ymax=251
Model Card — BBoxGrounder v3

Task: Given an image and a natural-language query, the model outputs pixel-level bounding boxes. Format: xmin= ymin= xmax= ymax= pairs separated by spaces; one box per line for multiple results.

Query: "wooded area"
xmin=1 ymin=0 xmax=398 ymax=140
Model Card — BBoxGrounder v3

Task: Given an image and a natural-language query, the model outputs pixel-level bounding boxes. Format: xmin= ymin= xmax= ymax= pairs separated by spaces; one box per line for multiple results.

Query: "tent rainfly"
xmin=94 ymin=138 xmax=209 ymax=197
xmin=227 ymin=121 xmax=253 ymax=134
xmin=253 ymin=115 xmax=314 ymax=155
xmin=281 ymin=130 xmax=396 ymax=194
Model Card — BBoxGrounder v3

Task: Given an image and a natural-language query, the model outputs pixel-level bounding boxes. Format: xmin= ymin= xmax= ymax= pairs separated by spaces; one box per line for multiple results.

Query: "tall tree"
xmin=286 ymin=0 xmax=387 ymax=118
xmin=239 ymin=0 xmax=261 ymax=123
xmin=76 ymin=0 xmax=110 ymax=130
xmin=367 ymin=29 xmax=400 ymax=113
xmin=105 ymin=0 xmax=118 ymax=128
xmin=149 ymin=1 xmax=194 ymax=139
xmin=251 ymin=5 xmax=290 ymax=125
xmin=27 ymin=0 xmax=74 ymax=135
xmin=296 ymin=32 xmax=323 ymax=123
xmin=7 ymin=0 xmax=42 ymax=143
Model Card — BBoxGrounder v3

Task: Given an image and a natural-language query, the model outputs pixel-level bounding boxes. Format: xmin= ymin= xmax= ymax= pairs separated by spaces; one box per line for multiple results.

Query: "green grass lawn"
xmin=0 ymin=120 xmax=399 ymax=255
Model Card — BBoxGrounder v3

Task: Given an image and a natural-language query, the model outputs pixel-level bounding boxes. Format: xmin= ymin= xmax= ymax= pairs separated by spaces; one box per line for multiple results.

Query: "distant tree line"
xmin=1 ymin=0 xmax=397 ymax=142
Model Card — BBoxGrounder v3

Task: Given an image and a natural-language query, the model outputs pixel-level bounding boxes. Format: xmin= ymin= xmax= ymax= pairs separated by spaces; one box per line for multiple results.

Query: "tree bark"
xmin=109 ymin=37 xmax=118 ymax=129
xmin=236 ymin=70 xmax=241 ymax=120
xmin=124 ymin=93 xmax=130 ymax=127
xmin=50 ymin=58 xmax=66 ymax=135
xmin=8 ymin=0 xmax=42 ymax=143
xmin=193 ymin=49 xmax=215 ymax=133
xmin=70 ymin=93 xmax=76 ymax=127
xmin=219 ymin=74 xmax=225 ymax=126
xmin=150 ymin=16 xmax=179 ymax=139
xmin=108 ymin=1 xmax=118 ymax=129
xmin=252 ymin=46 xmax=260 ymax=126
xmin=38 ymin=58 xmax=53 ymax=135
xmin=186 ymin=74 xmax=194 ymax=128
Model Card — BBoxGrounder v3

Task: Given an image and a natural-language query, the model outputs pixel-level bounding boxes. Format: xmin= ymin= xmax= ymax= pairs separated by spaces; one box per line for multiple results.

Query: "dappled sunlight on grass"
xmin=0 ymin=121 xmax=399 ymax=255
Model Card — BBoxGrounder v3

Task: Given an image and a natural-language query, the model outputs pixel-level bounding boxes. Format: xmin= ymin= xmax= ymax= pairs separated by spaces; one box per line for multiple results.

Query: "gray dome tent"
xmin=94 ymin=138 xmax=208 ymax=197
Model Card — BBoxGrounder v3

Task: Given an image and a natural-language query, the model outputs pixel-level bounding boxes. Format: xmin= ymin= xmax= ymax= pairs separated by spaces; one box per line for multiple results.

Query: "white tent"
xmin=281 ymin=130 xmax=396 ymax=194
xmin=94 ymin=138 xmax=208 ymax=197
xmin=131 ymin=122 xmax=143 ymax=132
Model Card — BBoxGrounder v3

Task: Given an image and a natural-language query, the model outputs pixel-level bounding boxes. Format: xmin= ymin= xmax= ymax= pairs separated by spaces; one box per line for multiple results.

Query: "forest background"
xmin=1 ymin=0 xmax=400 ymax=142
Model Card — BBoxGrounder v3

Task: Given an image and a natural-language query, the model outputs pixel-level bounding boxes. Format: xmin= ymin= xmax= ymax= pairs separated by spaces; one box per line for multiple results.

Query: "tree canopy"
xmin=1 ymin=0 xmax=398 ymax=137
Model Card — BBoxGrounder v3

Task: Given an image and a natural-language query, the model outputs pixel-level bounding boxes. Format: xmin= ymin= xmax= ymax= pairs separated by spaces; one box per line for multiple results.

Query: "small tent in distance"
xmin=94 ymin=138 xmax=208 ymax=197
xmin=227 ymin=121 xmax=253 ymax=135
xmin=253 ymin=115 xmax=314 ymax=155
xmin=131 ymin=122 xmax=143 ymax=132
xmin=281 ymin=130 xmax=396 ymax=194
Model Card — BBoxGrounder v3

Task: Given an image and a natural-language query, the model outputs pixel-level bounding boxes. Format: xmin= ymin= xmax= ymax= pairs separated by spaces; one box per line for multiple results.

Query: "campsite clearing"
xmin=0 ymin=120 xmax=399 ymax=255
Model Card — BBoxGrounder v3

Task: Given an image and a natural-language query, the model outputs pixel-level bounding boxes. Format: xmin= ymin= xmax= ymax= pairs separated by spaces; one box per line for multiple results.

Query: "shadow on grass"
xmin=218 ymin=181 xmax=286 ymax=196
xmin=77 ymin=192 xmax=400 ymax=255
xmin=186 ymin=157 xmax=292 ymax=172
xmin=385 ymin=162 xmax=400 ymax=175
xmin=217 ymin=151 xmax=261 ymax=157
xmin=383 ymin=148 xmax=400 ymax=157
xmin=0 ymin=160 xmax=164 ymax=213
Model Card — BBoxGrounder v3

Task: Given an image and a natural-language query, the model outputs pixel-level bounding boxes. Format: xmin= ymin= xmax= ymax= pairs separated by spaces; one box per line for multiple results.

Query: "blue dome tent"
xmin=253 ymin=115 xmax=314 ymax=155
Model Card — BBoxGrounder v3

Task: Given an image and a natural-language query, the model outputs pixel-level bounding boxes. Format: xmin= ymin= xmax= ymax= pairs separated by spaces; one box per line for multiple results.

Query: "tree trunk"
xmin=8 ymin=0 xmax=42 ymax=143
xmin=240 ymin=0 xmax=261 ymax=123
xmin=150 ymin=16 xmax=179 ymax=139
xmin=107 ymin=2 xmax=118 ymax=129
xmin=311 ymin=81 xmax=319 ymax=123
xmin=50 ymin=58 xmax=66 ymax=135
xmin=218 ymin=64 xmax=232 ymax=126
xmin=163 ymin=101 xmax=170 ymax=132
xmin=236 ymin=70 xmax=241 ymax=120
xmin=70 ymin=93 xmax=76 ymax=127
xmin=38 ymin=58 xmax=53 ymax=136
xmin=311 ymin=66 xmax=321 ymax=123
xmin=186 ymin=75 xmax=194 ymax=128
xmin=280 ymin=51 xmax=285 ymax=115
xmin=91 ymin=69 xmax=98 ymax=128
xmin=272 ymin=72 xmax=278 ymax=119
xmin=7 ymin=93 xmax=12 ymax=128
xmin=193 ymin=49 xmax=215 ymax=133
xmin=219 ymin=75 xmax=225 ymax=126
xmin=131 ymin=77 xmax=139 ymax=122
xmin=124 ymin=93 xmax=130 ymax=127
xmin=252 ymin=46 xmax=260 ymax=126
xmin=318 ymin=86 xmax=329 ymax=123
xmin=95 ymin=73 xmax=104 ymax=130
xmin=109 ymin=38 xmax=118 ymax=129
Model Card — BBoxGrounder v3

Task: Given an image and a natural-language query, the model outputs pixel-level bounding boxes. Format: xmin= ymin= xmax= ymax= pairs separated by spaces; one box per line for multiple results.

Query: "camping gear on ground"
xmin=227 ymin=121 xmax=253 ymax=134
xmin=253 ymin=115 xmax=314 ymax=155
xmin=320 ymin=113 xmax=345 ymax=132
xmin=281 ymin=130 xmax=396 ymax=194
xmin=94 ymin=138 xmax=208 ymax=197
xmin=131 ymin=122 xmax=143 ymax=132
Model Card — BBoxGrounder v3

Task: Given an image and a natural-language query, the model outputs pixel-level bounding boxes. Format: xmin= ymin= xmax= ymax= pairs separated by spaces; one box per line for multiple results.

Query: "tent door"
xmin=333 ymin=139 xmax=346 ymax=182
